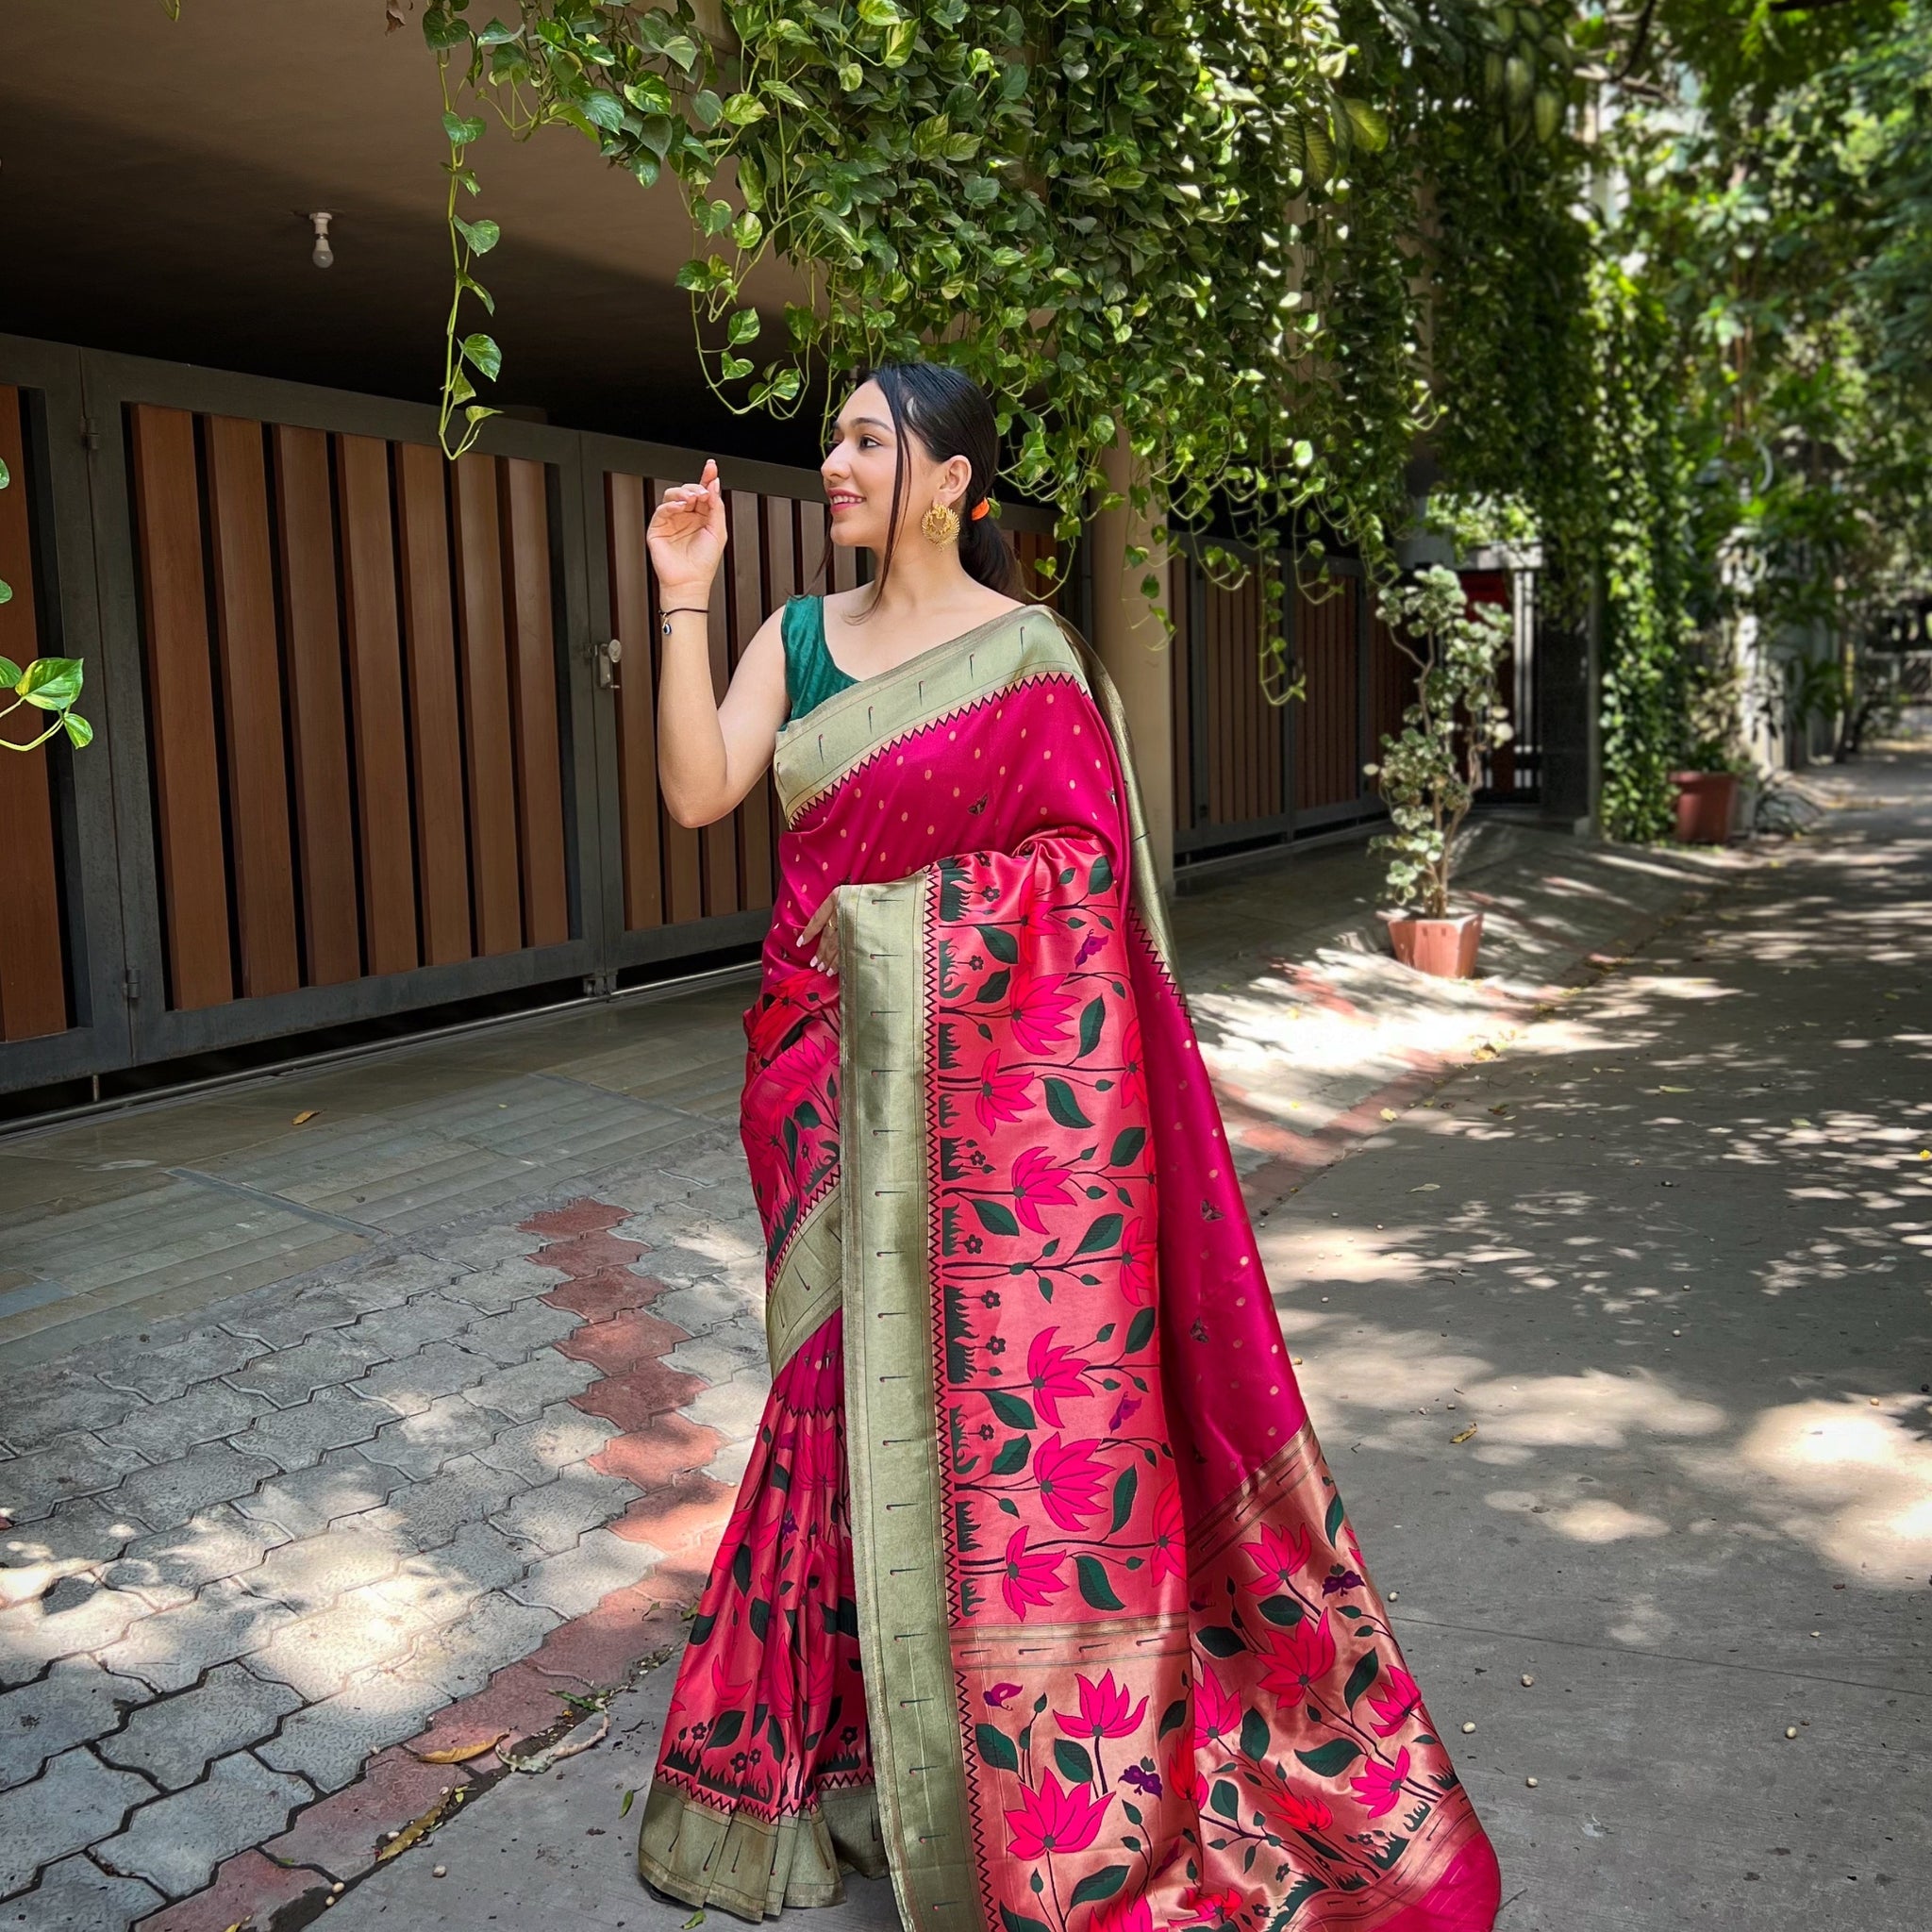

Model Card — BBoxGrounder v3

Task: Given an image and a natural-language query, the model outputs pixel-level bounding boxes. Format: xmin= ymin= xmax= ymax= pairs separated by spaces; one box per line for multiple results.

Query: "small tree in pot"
xmin=1363 ymin=566 xmax=1514 ymax=978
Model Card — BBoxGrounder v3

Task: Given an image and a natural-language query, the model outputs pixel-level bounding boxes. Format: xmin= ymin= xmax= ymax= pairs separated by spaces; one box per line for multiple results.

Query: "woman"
xmin=637 ymin=363 xmax=1499 ymax=1932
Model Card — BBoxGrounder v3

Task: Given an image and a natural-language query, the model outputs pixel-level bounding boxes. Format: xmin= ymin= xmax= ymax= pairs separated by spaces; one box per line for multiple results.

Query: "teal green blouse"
xmin=781 ymin=596 xmax=855 ymax=722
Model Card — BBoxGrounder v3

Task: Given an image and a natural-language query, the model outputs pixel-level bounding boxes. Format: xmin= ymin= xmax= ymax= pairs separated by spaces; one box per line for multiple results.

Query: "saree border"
xmin=837 ymin=872 xmax=978 ymax=1932
xmin=773 ymin=608 xmax=1081 ymax=825
xmin=764 ymin=1183 xmax=843 ymax=1375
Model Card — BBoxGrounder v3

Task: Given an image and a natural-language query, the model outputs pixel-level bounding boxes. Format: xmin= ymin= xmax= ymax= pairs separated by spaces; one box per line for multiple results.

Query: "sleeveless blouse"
xmin=781 ymin=595 xmax=855 ymax=722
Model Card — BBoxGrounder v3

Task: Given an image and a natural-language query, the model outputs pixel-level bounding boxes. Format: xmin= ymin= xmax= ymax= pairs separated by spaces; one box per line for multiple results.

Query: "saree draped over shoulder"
xmin=640 ymin=608 xmax=1500 ymax=1932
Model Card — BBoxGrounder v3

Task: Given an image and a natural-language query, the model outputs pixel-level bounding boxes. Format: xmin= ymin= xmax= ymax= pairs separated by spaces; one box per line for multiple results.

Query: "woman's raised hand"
xmin=646 ymin=458 xmax=728 ymax=594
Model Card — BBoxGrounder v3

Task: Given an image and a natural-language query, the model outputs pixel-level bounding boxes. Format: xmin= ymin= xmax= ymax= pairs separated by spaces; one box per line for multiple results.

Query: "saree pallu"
xmin=640 ymin=609 xmax=1500 ymax=1932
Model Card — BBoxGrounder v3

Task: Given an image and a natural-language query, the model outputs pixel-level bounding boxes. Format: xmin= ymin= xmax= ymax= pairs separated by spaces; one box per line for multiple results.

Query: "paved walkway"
xmin=9 ymin=767 xmax=1916 ymax=1932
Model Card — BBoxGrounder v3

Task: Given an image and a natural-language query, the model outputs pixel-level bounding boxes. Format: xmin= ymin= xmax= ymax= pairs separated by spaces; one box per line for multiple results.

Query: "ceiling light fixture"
xmin=308 ymin=211 xmax=335 ymax=270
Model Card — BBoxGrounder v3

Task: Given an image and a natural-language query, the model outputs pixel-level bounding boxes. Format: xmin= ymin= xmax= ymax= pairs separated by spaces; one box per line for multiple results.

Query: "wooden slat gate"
xmin=0 ymin=334 xmax=1062 ymax=1101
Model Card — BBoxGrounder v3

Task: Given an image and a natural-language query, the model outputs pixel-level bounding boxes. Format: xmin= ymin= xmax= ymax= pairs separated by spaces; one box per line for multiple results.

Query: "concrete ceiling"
xmin=0 ymin=0 xmax=821 ymax=461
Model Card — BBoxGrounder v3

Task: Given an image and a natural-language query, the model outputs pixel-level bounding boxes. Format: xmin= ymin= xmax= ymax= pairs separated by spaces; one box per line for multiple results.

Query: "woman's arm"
xmin=648 ymin=459 xmax=791 ymax=828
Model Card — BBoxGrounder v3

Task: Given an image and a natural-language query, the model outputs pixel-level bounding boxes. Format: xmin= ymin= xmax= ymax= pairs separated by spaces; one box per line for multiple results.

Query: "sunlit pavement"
xmin=8 ymin=766 xmax=1915 ymax=1930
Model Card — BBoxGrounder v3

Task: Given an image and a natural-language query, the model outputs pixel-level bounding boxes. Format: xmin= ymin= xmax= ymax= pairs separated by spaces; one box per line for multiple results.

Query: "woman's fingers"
xmin=798 ymin=894 xmax=838 ymax=973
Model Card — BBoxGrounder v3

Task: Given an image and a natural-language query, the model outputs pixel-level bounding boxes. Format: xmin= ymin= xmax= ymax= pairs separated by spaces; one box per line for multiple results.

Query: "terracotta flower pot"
xmin=1382 ymin=908 xmax=1485 ymax=979
xmin=1671 ymin=771 xmax=1738 ymax=845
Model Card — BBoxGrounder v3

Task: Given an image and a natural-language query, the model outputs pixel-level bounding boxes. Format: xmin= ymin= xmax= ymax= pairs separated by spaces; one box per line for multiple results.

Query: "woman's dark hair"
xmin=858 ymin=360 xmax=1018 ymax=611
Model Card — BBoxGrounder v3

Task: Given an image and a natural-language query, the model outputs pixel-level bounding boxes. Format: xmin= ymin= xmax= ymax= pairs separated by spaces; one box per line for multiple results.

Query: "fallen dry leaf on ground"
xmin=1379 ymin=1108 xmax=1399 ymax=1122
xmin=621 ymin=1788 xmax=637 ymax=1817
xmin=410 ymin=1733 xmax=507 ymax=1765
xmin=1451 ymin=1424 xmax=1479 ymax=1444
xmin=291 ymin=1110 xmax=316 ymax=1124
xmin=500 ymin=1709 xmax=609 ymax=1774
xmin=376 ymin=1791 xmax=459 ymax=1863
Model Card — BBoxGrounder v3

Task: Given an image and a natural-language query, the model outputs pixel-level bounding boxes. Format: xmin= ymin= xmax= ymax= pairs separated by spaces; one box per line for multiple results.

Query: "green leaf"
xmin=1087 ymin=853 xmax=1113 ymax=894
xmin=0 ymin=456 xmax=9 ymax=487
xmin=459 ymin=332 xmax=502 ymax=380
xmin=857 ymin=0 xmax=903 ymax=23
xmin=61 ymin=710 xmax=92 ymax=748
xmin=1324 ymin=1494 xmax=1346 ymax=1546
xmin=1077 ymin=997 xmax=1106 ymax=1058
xmin=975 ymin=1724 xmax=1019 ymax=1773
xmin=1158 ymin=1698 xmax=1188 ymax=1738
xmin=722 ymin=92 xmax=767 ymax=127
xmin=1257 ymin=1594 xmax=1305 ymax=1627
xmin=18 ymin=658 xmax=83 ymax=708
xmin=1053 ymin=1738 xmax=1093 ymax=1785
xmin=0 ymin=656 xmax=21 ymax=685
xmin=454 ymin=216 xmax=500 ymax=255
xmin=1208 ymin=1778 xmax=1239 ymax=1820
xmin=972 ymin=1198 xmax=1021 ymax=1238
xmin=1124 ymin=1307 xmax=1156 ymax=1356
xmin=1072 ymin=1212 xmax=1123 ymax=1257
xmin=1343 ymin=1652 xmax=1380 ymax=1708
xmin=1295 ymin=1740 xmax=1361 ymax=1778
xmin=691 ymin=89 xmax=724 ymax=129
xmin=1069 ymin=1867 xmax=1128 ymax=1908
xmin=1109 ymin=1466 xmax=1137 ymax=1533
xmin=1074 ymin=1556 xmax=1124 ymax=1611
xmin=623 ymin=75 xmax=675 ymax=116
xmin=1043 ymin=1079 xmax=1091 ymax=1130
xmin=1196 ymin=1625 xmax=1243 ymax=1657
xmin=1340 ymin=98 xmax=1390 ymax=153
xmin=474 ymin=18 xmax=523 ymax=47
xmin=981 ymin=924 xmax=1019 ymax=964
xmin=441 ymin=109 xmax=486 ymax=147
xmin=1240 ymin=1707 xmax=1271 ymax=1760
xmin=987 ymin=1390 xmax=1037 ymax=1430
xmin=1107 ymin=1127 xmax=1144 ymax=1168
xmin=581 ymin=91 xmax=627 ymax=133
xmin=990 ymin=1436 xmax=1030 ymax=1475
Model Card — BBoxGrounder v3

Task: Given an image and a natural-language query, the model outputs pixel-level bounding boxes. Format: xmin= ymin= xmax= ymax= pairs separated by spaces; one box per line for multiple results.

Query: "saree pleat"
xmin=643 ymin=609 xmax=1498 ymax=1932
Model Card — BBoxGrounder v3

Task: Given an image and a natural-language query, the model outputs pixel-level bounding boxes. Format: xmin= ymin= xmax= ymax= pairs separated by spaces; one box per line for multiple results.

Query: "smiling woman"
xmin=631 ymin=362 xmax=1501 ymax=1932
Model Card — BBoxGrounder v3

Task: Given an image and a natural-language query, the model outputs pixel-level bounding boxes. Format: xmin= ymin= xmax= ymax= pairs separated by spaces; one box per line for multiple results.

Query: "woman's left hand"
xmin=799 ymin=893 xmax=839 ymax=974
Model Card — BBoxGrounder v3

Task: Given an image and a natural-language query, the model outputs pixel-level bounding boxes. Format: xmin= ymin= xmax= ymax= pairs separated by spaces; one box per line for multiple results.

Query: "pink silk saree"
xmin=640 ymin=608 xmax=1499 ymax=1932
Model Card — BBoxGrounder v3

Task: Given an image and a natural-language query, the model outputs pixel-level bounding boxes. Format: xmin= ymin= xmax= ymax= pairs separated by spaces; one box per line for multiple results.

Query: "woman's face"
xmin=821 ymin=379 xmax=962 ymax=553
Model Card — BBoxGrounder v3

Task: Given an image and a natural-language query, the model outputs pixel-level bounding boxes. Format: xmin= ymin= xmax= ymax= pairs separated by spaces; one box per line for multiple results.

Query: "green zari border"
xmin=764 ymin=1184 xmax=843 ymax=1376
xmin=837 ymin=873 xmax=977 ymax=1932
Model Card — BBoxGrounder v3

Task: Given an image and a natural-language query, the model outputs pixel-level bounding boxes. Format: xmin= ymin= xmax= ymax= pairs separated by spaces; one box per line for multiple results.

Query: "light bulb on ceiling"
xmin=309 ymin=211 xmax=335 ymax=270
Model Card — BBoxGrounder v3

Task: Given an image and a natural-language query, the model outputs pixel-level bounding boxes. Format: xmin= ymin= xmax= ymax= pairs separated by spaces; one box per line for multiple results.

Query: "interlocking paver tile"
xmin=97 ymin=1660 xmax=303 ymax=1790
xmin=0 ymin=1746 xmax=154 ymax=1897
xmin=0 ymin=1494 xmax=143 ymax=1569
xmin=356 ymin=1392 xmax=499 ymax=1482
xmin=7 ymin=1851 xmax=164 ymax=1928
xmin=341 ymin=1292 xmax=475 ymax=1357
xmin=245 ymin=1597 xmax=417 ymax=1702
xmin=651 ymin=1279 xmax=761 ymax=1339
xmin=214 ymin=1283 xmax=364 ymax=1350
xmin=222 ymin=1332 xmax=388 ymax=1409
xmin=95 ymin=1578 xmax=298 ymax=1695
xmin=397 ymin=1590 xmax=559 ymax=1702
xmin=98 ymin=1379 xmax=267 ymax=1463
xmin=357 ymin=1455 xmax=515 ymax=1554
xmin=497 ymin=1465 xmax=639 ymax=1558
xmin=228 ymin=1388 xmax=384 ymax=1474
xmin=256 ymin=1670 xmax=447 ymax=1794
xmin=0 ymin=1433 xmax=150 ymax=1526
xmin=0 ymin=1372 xmax=145 ymax=1452
xmin=464 ymin=1349 xmax=597 ymax=1424
xmin=92 ymin=1747 xmax=310 ymax=1899
xmin=660 ymin=1337 xmax=758 ymax=1385
xmin=679 ymin=1370 xmax=771 ymax=1446
xmin=233 ymin=1446 xmax=392 ymax=1541
xmin=472 ymin=1403 xmax=621 ymax=1488
xmin=240 ymin=1527 xmax=408 ymax=1616
xmin=429 ymin=1257 xmax=559 ymax=1312
xmin=349 ymin=1341 xmax=497 ymax=1420
xmin=102 ymin=1503 xmax=288 ymax=1609
xmin=369 ymin=1520 xmax=527 ymax=1623
xmin=454 ymin=1298 xmax=581 ymax=1365
xmin=506 ymin=1526 xmax=661 ymax=1622
xmin=94 ymin=1327 xmax=268 ymax=1404
xmin=0 ymin=1658 xmax=148 ymax=1791
xmin=113 ymin=1441 xmax=279 ymax=1530
xmin=0 ymin=1584 xmax=156 ymax=1689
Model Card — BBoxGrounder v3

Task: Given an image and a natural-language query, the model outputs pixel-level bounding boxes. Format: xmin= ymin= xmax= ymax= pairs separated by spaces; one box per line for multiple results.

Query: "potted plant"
xmin=1671 ymin=653 xmax=1753 ymax=845
xmin=1363 ymin=565 xmax=1514 ymax=978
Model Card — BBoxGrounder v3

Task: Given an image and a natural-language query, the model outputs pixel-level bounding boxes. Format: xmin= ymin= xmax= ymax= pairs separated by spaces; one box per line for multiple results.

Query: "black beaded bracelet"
xmin=658 ymin=606 xmax=708 ymax=636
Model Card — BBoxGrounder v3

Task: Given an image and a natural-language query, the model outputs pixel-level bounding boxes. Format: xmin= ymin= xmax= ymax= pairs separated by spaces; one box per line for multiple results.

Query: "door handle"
xmin=597 ymin=637 xmax=623 ymax=691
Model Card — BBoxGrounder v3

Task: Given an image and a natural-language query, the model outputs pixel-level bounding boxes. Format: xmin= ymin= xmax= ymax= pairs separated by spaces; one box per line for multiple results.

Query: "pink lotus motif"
xmin=1257 ymin=1611 xmax=1337 ymax=1703
xmin=1364 ymin=1664 xmax=1424 ymax=1740
xmin=1149 ymin=1476 xmax=1186 ymax=1581
xmin=1008 ymin=972 xmax=1078 ymax=1054
xmin=1350 ymin=1744 xmax=1412 ymax=1820
xmin=1120 ymin=1014 xmax=1147 ymax=1112
xmin=1003 ymin=1771 xmax=1113 ymax=1859
xmin=1026 ymin=1327 xmax=1091 ymax=1426
xmin=1241 ymin=1522 xmax=1313 ymax=1591
xmin=1091 ymin=1895 xmax=1153 ymax=1932
xmin=1166 ymin=1739 xmax=1203 ymax=1807
xmin=709 ymin=1654 xmax=755 ymax=1713
xmin=1055 ymin=1670 xmax=1148 ymax=1742
xmin=1011 ymin=1147 xmax=1076 ymax=1234
xmin=1002 ymin=1526 xmax=1068 ymax=1620
xmin=975 ymin=1050 xmax=1033 ymax=1134
xmin=1033 ymin=1434 xmax=1111 ymax=1532
xmin=1119 ymin=1217 xmax=1157 ymax=1307
xmin=1178 ymin=1885 xmax=1247 ymax=1925
xmin=1191 ymin=1664 xmax=1241 ymax=1745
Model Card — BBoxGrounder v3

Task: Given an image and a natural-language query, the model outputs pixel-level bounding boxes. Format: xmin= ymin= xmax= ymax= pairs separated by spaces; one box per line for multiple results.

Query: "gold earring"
xmin=922 ymin=500 xmax=960 ymax=545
